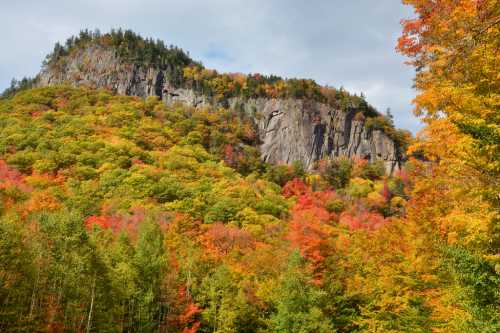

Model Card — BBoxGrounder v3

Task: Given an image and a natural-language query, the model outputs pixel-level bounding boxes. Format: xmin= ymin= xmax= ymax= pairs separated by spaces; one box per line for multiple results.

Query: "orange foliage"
xmin=25 ymin=190 xmax=61 ymax=213
xmin=381 ymin=180 xmax=391 ymax=203
xmin=165 ymin=285 xmax=201 ymax=333
xmin=178 ymin=286 xmax=201 ymax=333
xmin=223 ymin=144 xmax=235 ymax=167
xmin=201 ymin=222 xmax=255 ymax=256
xmin=282 ymin=178 xmax=309 ymax=198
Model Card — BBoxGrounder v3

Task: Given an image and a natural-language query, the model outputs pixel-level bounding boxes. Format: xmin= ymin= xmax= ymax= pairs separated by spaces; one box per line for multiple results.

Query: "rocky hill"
xmin=35 ymin=29 xmax=408 ymax=173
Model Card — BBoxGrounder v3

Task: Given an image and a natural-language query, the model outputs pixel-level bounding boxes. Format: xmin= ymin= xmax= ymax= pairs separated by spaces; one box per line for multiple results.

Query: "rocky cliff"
xmin=37 ymin=44 xmax=404 ymax=173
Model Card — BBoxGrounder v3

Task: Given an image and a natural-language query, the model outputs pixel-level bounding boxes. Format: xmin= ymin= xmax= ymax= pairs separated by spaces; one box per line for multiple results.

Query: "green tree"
xmin=270 ymin=251 xmax=334 ymax=333
xmin=132 ymin=219 xmax=167 ymax=331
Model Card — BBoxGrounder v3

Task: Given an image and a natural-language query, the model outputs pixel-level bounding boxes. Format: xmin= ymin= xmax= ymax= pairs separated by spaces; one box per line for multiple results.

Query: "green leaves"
xmin=443 ymin=246 xmax=500 ymax=331
xmin=270 ymin=252 xmax=334 ymax=333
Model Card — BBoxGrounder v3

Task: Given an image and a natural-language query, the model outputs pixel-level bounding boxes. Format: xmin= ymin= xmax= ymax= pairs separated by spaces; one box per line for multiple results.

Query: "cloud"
xmin=0 ymin=0 xmax=422 ymax=132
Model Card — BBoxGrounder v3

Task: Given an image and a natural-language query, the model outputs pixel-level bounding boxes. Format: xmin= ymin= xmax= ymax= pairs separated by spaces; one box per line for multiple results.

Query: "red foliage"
xmin=0 ymin=160 xmax=32 ymax=193
xmin=282 ymin=178 xmax=309 ymax=198
xmin=286 ymin=185 xmax=337 ymax=283
xmin=182 ymin=322 xmax=200 ymax=333
xmin=85 ymin=215 xmax=123 ymax=232
xmin=353 ymin=156 xmax=368 ymax=169
xmin=166 ymin=285 xmax=201 ymax=333
xmin=339 ymin=208 xmax=387 ymax=231
xmin=381 ymin=180 xmax=391 ymax=203
xmin=179 ymin=302 xmax=200 ymax=324
xmin=223 ymin=144 xmax=235 ymax=166
xmin=397 ymin=18 xmax=425 ymax=56
xmin=84 ymin=207 xmax=147 ymax=236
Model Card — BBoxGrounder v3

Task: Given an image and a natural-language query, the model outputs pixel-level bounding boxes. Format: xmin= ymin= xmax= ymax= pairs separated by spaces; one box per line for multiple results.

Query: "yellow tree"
xmin=398 ymin=0 xmax=499 ymax=206
xmin=397 ymin=0 xmax=500 ymax=330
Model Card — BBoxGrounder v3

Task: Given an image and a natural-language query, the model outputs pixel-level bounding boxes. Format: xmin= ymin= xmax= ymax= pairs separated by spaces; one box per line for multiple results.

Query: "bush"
xmin=325 ymin=198 xmax=345 ymax=213
xmin=7 ymin=151 xmax=35 ymax=173
xmin=204 ymin=198 xmax=241 ymax=224
xmin=346 ymin=177 xmax=374 ymax=198
xmin=264 ymin=162 xmax=305 ymax=187
xmin=360 ymin=161 xmax=385 ymax=180
xmin=322 ymin=157 xmax=353 ymax=189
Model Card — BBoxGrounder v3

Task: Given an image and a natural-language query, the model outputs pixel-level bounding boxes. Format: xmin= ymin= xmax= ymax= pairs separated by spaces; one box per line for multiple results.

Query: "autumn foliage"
xmin=1 ymin=7 xmax=498 ymax=330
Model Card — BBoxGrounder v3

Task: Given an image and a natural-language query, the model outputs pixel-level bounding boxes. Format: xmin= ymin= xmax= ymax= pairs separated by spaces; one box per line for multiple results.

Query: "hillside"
xmin=0 ymin=85 xmax=411 ymax=332
xmin=30 ymin=29 xmax=409 ymax=173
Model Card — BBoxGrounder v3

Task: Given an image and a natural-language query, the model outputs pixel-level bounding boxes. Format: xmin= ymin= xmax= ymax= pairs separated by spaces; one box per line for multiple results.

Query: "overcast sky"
xmin=0 ymin=0 xmax=422 ymax=132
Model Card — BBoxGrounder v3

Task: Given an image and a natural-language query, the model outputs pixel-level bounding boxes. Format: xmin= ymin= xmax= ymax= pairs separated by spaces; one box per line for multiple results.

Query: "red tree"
xmin=284 ymin=179 xmax=336 ymax=283
xmin=339 ymin=208 xmax=387 ymax=231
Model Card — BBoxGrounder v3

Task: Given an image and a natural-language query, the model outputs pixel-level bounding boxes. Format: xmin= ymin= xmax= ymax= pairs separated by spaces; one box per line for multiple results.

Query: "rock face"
xmin=227 ymin=98 xmax=402 ymax=173
xmin=37 ymin=45 xmax=403 ymax=173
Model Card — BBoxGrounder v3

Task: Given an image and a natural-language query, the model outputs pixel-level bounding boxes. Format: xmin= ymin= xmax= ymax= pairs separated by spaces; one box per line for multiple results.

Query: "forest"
xmin=0 ymin=0 xmax=499 ymax=332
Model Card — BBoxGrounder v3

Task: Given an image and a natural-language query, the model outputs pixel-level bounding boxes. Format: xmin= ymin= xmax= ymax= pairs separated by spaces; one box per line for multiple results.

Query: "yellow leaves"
xmin=407 ymin=111 xmax=495 ymax=250
xmin=183 ymin=66 xmax=217 ymax=84
xmin=25 ymin=173 xmax=65 ymax=188
xmin=438 ymin=192 xmax=494 ymax=247
xmin=97 ymin=162 xmax=115 ymax=174
xmin=421 ymin=288 xmax=469 ymax=333
xmin=409 ymin=118 xmax=465 ymax=161
xmin=366 ymin=191 xmax=385 ymax=208
xmin=228 ymin=72 xmax=246 ymax=86
xmin=390 ymin=196 xmax=406 ymax=208
xmin=24 ymin=190 xmax=61 ymax=213
xmin=207 ymin=75 xmax=236 ymax=101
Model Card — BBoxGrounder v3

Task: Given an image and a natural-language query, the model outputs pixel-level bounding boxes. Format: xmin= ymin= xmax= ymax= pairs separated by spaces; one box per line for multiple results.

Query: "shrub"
xmin=346 ymin=177 xmax=374 ymax=198
xmin=321 ymin=157 xmax=353 ymax=189
xmin=360 ymin=160 xmax=385 ymax=180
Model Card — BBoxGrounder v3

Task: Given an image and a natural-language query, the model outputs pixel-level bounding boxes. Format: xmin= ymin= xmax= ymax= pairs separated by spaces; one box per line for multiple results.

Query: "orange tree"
xmin=398 ymin=0 xmax=499 ymax=330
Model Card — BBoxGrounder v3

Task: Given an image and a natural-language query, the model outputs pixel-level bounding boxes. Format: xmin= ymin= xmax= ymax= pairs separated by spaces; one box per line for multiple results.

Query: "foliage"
xmin=394 ymin=0 xmax=500 ymax=330
xmin=0 ymin=86 xmax=289 ymax=331
xmin=317 ymin=157 xmax=353 ymax=189
xmin=2 ymin=3 xmax=497 ymax=328
xmin=0 ymin=84 xmax=415 ymax=332
xmin=44 ymin=28 xmax=196 ymax=72
xmin=270 ymin=252 xmax=334 ymax=333
xmin=1 ymin=77 xmax=37 ymax=99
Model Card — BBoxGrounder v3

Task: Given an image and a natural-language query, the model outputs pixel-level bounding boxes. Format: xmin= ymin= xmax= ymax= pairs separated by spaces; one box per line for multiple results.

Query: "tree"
xmin=270 ymin=251 xmax=334 ymax=333
xmin=132 ymin=219 xmax=167 ymax=331
xmin=320 ymin=157 xmax=352 ymax=189
xmin=286 ymin=182 xmax=336 ymax=282
xmin=398 ymin=0 xmax=499 ymax=205
xmin=397 ymin=0 xmax=500 ymax=329
xmin=199 ymin=265 xmax=259 ymax=333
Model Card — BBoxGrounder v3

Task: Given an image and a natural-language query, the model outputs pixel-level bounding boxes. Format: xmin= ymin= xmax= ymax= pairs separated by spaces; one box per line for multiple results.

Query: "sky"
xmin=0 ymin=0 xmax=422 ymax=132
